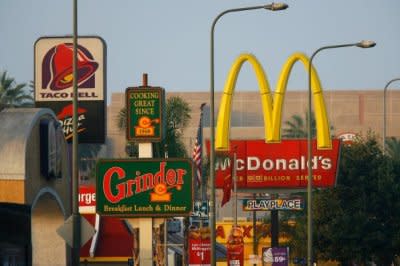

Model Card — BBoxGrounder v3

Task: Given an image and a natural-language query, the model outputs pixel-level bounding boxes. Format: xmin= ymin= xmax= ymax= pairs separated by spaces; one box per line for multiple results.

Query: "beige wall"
xmin=32 ymin=193 xmax=66 ymax=266
xmin=107 ymin=90 xmax=400 ymax=157
xmin=106 ymin=90 xmax=400 ymax=220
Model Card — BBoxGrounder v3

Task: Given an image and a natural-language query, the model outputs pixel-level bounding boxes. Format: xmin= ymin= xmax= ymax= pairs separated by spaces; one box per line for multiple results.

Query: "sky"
xmin=1 ymin=0 xmax=399 ymax=104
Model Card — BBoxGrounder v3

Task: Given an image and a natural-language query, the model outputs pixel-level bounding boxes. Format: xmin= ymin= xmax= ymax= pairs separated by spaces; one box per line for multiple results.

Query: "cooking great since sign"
xmin=96 ymin=159 xmax=193 ymax=217
xmin=126 ymin=87 xmax=165 ymax=142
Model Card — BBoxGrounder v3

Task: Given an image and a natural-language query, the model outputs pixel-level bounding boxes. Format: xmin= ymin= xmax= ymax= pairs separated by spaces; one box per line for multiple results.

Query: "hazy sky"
xmin=1 ymin=0 xmax=399 ymax=103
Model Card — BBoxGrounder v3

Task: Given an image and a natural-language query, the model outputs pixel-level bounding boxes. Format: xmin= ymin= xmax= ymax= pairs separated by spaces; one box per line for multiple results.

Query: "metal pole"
xmin=252 ymin=194 xmax=257 ymax=266
xmin=307 ymin=41 xmax=375 ymax=266
xmin=383 ymin=78 xmax=400 ymax=154
xmin=233 ymin=150 xmax=237 ymax=227
xmin=164 ymin=146 xmax=168 ymax=266
xmin=72 ymin=0 xmax=81 ymax=264
xmin=210 ymin=4 xmax=288 ymax=264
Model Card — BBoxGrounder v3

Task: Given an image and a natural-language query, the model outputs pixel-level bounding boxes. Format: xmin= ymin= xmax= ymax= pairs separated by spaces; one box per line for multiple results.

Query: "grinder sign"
xmin=96 ymin=158 xmax=193 ymax=217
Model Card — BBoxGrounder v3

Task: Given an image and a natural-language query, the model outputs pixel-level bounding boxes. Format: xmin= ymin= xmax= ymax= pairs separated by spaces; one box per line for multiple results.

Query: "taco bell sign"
xmin=34 ymin=36 xmax=106 ymax=143
xmin=34 ymin=36 xmax=105 ymax=102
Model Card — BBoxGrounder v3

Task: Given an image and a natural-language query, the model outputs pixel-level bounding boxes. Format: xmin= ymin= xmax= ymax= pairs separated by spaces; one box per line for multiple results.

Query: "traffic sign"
xmin=56 ymin=215 xmax=96 ymax=247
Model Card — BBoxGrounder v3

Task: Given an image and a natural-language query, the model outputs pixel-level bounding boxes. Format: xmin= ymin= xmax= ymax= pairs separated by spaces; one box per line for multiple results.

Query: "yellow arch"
xmin=215 ymin=52 xmax=332 ymax=151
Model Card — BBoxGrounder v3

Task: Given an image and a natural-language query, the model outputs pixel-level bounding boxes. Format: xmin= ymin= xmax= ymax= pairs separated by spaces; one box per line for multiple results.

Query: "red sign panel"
xmin=226 ymin=227 xmax=244 ymax=266
xmin=79 ymin=185 xmax=96 ymax=213
xmin=188 ymin=227 xmax=211 ymax=266
xmin=206 ymin=139 xmax=341 ymax=189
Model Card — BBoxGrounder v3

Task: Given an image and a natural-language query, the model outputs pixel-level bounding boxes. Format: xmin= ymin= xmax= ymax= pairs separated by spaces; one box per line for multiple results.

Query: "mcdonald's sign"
xmin=206 ymin=139 xmax=340 ymax=189
xmin=216 ymin=52 xmax=332 ymax=151
xmin=209 ymin=53 xmax=341 ymax=189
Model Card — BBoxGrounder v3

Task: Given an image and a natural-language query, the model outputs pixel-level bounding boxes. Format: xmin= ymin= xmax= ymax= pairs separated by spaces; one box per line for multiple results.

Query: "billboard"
xmin=216 ymin=52 xmax=331 ymax=151
xmin=79 ymin=185 xmax=96 ymax=214
xmin=96 ymin=159 xmax=193 ymax=217
xmin=226 ymin=227 xmax=244 ymax=266
xmin=36 ymin=101 xmax=105 ymax=143
xmin=206 ymin=139 xmax=340 ymax=189
xmin=262 ymin=247 xmax=289 ymax=266
xmin=188 ymin=226 xmax=211 ymax=266
xmin=34 ymin=36 xmax=106 ymax=143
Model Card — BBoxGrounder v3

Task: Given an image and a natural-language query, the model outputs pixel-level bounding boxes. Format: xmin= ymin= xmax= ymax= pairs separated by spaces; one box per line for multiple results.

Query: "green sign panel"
xmin=126 ymin=87 xmax=165 ymax=142
xmin=96 ymin=159 xmax=193 ymax=217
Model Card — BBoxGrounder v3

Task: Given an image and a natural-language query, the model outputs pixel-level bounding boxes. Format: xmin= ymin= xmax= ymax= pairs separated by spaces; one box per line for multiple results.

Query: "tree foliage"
xmin=282 ymin=113 xmax=310 ymax=138
xmin=282 ymin=112 xmax=334 ymax=139
xmin=313 ymin=133 xmax=400 ymax=265
xmin=78 ymin=144 xmax=103 ymax=174
xmin=0 ymin=71 xmax=33 ymax=110
xmin=282 ymin=120 xmax=400 ymax=264
xmin=386 ymin=136 xmax=400 ymax=162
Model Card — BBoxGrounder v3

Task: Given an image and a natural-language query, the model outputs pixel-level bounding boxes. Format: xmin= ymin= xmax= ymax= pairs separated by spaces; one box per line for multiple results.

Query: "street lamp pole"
xmin=209 ymin=3 xmax=288 ymax=265
xmin=307 ymin=40 xmax=376 ymax=266
xmin=383 ymin=78 xmax=400 ymax=154
xmin=71 ymin=0 xmax=81 ymax=265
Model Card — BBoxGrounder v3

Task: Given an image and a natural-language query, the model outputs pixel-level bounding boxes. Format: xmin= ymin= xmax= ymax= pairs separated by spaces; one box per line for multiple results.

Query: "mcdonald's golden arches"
xmin=216 ymin=52 xmax=332 ymax=151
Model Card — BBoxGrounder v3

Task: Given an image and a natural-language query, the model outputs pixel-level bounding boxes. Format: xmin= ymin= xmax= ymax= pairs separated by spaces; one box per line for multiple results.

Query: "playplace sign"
xmin=242 ymin=197 xmax=304 ymax=211
xmin=96 ymin=159 xmax=193 ymax=217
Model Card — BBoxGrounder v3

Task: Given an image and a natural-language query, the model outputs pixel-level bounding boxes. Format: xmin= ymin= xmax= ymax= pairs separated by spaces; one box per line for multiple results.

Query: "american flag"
xmin=192 ymin=103 xmax=206 ymax=186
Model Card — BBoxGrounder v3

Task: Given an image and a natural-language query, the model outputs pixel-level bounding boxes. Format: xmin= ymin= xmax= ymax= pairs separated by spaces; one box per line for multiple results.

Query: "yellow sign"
xmin=215 ymin=221 xmax=290 ymax=264
xmin=216 ymin=52 xmax=332 ymax=151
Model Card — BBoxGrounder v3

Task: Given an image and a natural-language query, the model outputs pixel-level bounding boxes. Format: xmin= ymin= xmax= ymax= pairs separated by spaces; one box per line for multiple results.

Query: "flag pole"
xmin=200 ymin=103 xmax=206 ymax=202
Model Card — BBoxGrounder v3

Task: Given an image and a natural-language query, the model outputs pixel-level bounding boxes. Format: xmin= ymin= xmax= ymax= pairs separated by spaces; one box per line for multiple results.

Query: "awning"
xmin=80 ymin=214 xmax=134 ymax=262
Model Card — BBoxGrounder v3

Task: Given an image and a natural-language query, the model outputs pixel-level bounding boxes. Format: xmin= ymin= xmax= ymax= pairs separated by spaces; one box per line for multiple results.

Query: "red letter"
xmin=242 ymin=225 xmax=252 ymax=238
xmin=216 ymin=225 xmax=225 ymax=239
xmin=166 ymin=169 xmax=176 ymax=186
xmin=175 ymin=168 xmax=186 ymax=185
xmin=103 ymin=167 xmax=126 ymax=203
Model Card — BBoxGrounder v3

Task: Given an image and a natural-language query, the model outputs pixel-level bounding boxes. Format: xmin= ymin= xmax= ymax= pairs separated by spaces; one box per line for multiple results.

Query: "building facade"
xmin=106 ymin=89 xmax=400 ymax=220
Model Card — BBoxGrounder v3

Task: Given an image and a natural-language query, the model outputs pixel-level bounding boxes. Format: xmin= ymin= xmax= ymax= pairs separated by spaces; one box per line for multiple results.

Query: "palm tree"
xmin=0 ymin=71 xmax=33 ymax=111
xmin=282 ymin=111 xmax=334 ymax=139
xmin=385 ymin=137 xmax=400 ymax=161
xmin=282 ymin=112 xmax=316 ymax=138
xmin=79 ymin=144 xmax=103 ymax=171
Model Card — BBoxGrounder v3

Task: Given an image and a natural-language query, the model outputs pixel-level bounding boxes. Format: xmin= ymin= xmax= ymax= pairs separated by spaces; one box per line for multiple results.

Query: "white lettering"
xmin=236 ymin=159 xmax=245 ymax=171
xmin=220 ymin=155 xmax=333 ymax=172
xmin=247 ymin=157 xmax=260 ymax=171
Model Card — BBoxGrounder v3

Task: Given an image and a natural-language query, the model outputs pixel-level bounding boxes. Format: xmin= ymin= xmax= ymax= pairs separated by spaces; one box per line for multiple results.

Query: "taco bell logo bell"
xmin=35 ymin=37 xmax=105 ymax=102
xmin=42 ymin=43 xmax=98 ymax=91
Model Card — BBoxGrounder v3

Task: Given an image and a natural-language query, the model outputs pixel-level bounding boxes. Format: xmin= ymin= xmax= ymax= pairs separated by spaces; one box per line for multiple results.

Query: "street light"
xmin=209 ymin=3 xmax=288 ymax=266
xmin=72 ymin=0 xmax=81 ymax=265
xmin=307 ymin=40 xmax=376 ymax=266
xmin=383 ymin=78 xmax=400 ymax=154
